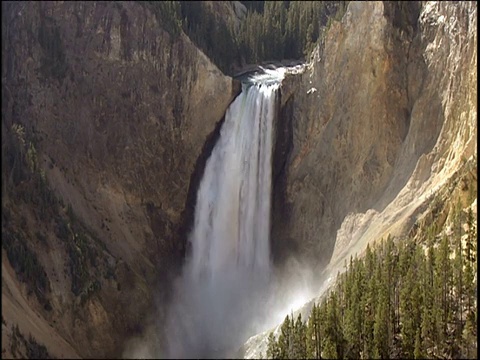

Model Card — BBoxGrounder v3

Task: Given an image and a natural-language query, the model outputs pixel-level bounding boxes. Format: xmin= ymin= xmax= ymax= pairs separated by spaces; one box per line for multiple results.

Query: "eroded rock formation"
xmin=2 ymin=1 xmax=239 ymax=358
xmin=273 ymin=0 xmax=477 ymax=275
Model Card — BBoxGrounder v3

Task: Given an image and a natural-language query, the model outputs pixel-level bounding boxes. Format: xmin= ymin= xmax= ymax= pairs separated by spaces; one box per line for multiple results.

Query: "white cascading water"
xmin=165 ymin=68 xmax=289 ymax=358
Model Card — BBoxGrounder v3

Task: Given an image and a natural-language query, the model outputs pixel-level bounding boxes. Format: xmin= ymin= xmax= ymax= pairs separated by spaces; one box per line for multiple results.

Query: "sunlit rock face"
xmin=272 ymin=0 xmax=477 ymax=275
xmin=243 ymin=1 xmax=476 ymax=357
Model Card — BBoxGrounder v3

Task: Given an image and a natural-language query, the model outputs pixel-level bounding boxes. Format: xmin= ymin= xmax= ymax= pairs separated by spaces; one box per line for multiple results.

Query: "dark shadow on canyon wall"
xmin=271 ymin=89 xmax=296 ymax=266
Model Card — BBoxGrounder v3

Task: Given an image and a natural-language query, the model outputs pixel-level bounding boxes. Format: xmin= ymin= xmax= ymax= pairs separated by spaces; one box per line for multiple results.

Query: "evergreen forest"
xmin=266 ymin=200 xmax=477 ymax=359
xmin=145 ymin=1 xmax=348 ymax=75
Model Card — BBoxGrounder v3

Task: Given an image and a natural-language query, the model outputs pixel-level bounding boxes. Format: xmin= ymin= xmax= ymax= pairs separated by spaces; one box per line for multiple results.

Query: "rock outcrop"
xmin=273 ymin=0 xmax=477 ymax=276
xmin=2 ymin=1 xmax=239 ymax=358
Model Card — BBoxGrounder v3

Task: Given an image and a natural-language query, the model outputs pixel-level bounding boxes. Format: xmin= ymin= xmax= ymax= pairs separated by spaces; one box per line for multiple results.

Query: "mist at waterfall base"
xmin=160 ymin=67 xmax=318 ymax=358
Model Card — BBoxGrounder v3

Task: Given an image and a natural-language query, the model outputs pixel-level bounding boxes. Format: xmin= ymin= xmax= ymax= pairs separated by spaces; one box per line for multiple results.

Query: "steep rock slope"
xmin=243 ymin=1 xmax=476 ymax=356
xmin=274 ymin=0 xmax=477 ymax=275
xmin=2 ymin=1 xmax=238 ymax=358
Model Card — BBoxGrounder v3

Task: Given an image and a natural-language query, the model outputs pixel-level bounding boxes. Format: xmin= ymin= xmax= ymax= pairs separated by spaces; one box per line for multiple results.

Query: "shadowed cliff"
xmin=2 ymin=1 xmax=239 ymax=357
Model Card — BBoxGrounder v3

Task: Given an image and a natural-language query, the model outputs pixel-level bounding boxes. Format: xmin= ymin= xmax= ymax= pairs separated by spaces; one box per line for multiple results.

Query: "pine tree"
xmin=411 ymin=245 xmax=425 ymax=348
xmin=293 ymin=313 xmax=307 ymax=359
xmin=267 ymin=331 xmax=281 ymax=359
xmin=363 ymin=311 xmax=374 ymax=359
xmin=435 ymin=234 xmax=453 ymax=356
xmin=384 ymin=235 xmax=398 ymax=354
xmin=464 ymin=208 xmax=476 ymax=317
xmin=373 ymin=257 xmax=389 ymax=359
xmin=452 ymin=199 xmax=464 ymax=351
xmin=322 ymin=337 xmax=337 ymax=359
xmin=422 ymin=226 xmax=441 ymax=357
xmin=344 ymin=255 xmax=364 ymax=359
xmin=306 ymin=303 xmax=321 ymax=359
xmin=399 ymin=243 xmax=417 ymax=358
xmin=462 ymin=311 xmax=477 ymax=359
xmin=462 ymin=207 xmax=477 ymax=358
xmin=373 ymin=298 xmax=389 ymax=359
xmin=362 ymin=248 xmax=377 ymax=360
xmin=329 ymin=290 xmax=345 ymax=358
xmin=421 ymin=240 xmax=436 ymax=356
xmin=278 ymin=315 xmax=292 ymax=359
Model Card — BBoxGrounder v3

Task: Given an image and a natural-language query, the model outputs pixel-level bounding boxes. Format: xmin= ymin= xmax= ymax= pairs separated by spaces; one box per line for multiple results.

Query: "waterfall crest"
xmin=165 ymin=69 xmax=286 ymax=358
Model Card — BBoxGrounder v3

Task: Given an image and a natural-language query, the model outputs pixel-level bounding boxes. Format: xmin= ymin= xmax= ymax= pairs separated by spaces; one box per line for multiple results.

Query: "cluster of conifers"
xmin=266 ymin=201 xmax=477 ymax=359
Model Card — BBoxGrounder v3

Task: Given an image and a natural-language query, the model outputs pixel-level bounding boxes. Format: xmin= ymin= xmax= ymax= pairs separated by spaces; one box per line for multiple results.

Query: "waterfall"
xmin=165 ymin=68 xmax=287 ymax=358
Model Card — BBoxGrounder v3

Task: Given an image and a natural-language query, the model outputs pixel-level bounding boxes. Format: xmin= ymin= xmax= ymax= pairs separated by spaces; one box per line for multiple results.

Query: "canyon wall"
xmin=2 ymin=1 xmax=239 ymax=358
xmin=273 ymin=0 xmax=477 ymax=275
xmin=2 ymin=1 xmax=477 ymax=358
xmin=243 ymin=2 xmax=476 ymax=355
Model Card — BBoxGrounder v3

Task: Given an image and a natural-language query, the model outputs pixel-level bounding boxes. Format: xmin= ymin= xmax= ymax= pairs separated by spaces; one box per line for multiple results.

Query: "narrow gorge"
xmin=1 ymin=1 xmax=477 ymax=359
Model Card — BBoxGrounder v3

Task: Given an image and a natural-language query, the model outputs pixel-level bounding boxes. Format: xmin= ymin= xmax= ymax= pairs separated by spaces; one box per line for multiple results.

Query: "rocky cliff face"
xmin=243 ymin=3 xmax=476 ymax=355
xmin=2 ymin=1 xmax=238 ymax=358
xmin=273 ymin=0 xmax=477 ymax=276
xmin=2 ymin=1 xmax=476 ymax=358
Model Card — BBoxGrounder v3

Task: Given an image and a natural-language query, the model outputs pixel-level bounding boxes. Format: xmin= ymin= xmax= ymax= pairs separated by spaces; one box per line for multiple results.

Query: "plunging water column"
xmin=165 ymin=68 xmax=289 ymax=358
